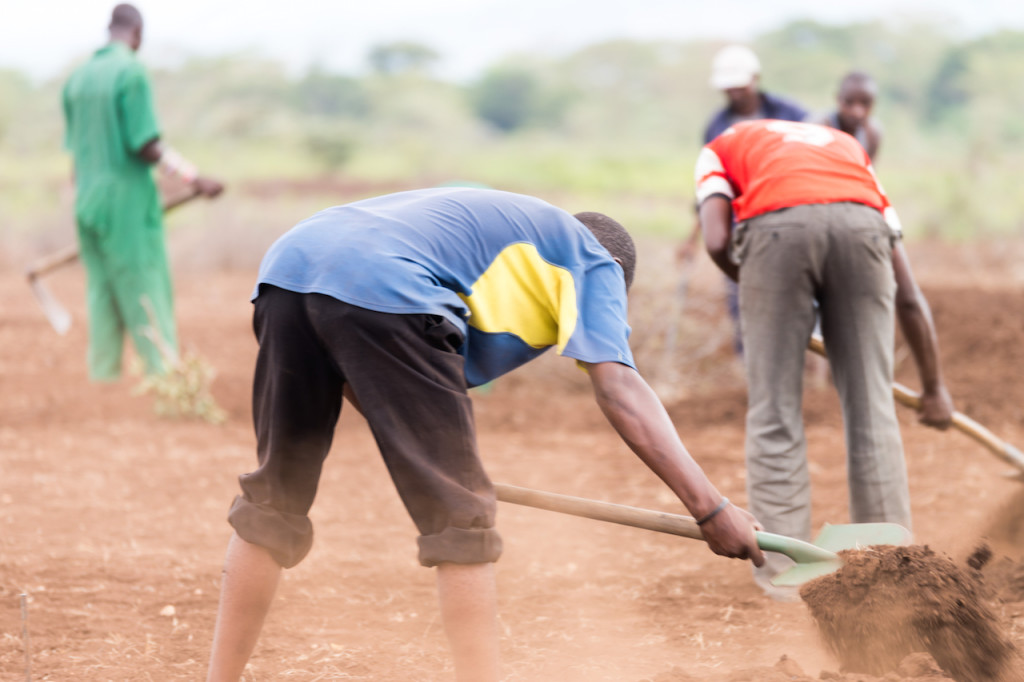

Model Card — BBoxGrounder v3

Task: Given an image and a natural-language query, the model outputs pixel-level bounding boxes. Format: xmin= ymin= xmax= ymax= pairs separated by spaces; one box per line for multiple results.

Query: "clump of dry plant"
xmin=132 ymin=296 xmax=226 ymax=424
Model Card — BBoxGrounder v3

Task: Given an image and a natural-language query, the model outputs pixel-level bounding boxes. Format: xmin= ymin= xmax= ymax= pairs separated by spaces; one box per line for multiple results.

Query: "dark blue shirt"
xmin=702 ymin=91 xmax=808 ymax=144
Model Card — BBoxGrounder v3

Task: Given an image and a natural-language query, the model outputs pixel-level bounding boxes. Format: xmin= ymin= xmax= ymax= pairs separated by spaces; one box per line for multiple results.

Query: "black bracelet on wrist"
xmin=695 ymin=497 xmax=730 ymax=525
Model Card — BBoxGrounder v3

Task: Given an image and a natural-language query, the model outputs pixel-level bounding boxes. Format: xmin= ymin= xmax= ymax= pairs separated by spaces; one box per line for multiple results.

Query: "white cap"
xmin=710 ymin=45 xmax=761 ymax=90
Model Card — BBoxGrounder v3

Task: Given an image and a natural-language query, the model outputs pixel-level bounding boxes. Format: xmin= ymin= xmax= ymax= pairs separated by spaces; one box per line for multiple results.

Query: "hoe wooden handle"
xmin=24 ymin=188 xmax=203 ymax=280
xmin=162 ymin=185 xmax=203 ymax=213
xmin=25 ymin=244 xmax=81 ymax=280
xmin=808 ymin=336 xmax=1024 ymax=474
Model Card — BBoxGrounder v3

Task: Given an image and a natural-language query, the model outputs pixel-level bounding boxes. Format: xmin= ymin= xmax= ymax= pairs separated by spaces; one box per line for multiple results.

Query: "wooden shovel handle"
xmin=495 ymin=484 xmax=840 ymax=564
xmin=808 ymin=336 xmax=1024 ymax=473
xmin=494 ymin=483 xmax=705 ymax=541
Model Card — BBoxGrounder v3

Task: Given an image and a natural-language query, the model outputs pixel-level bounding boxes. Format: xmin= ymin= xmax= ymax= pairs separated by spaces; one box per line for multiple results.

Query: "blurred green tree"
xmin=0 ymin=69 xmax=31 ymax=142
xmin=925 ymin=47 xmax=970 ymax=125
xmin=295 ymin=67 xmax=370 ymax=118
xmin=6 ymin=18 xmax=1024 ymax=236
xmin=471 ymin=67 xmax=543 ymax=131
xmin=368 ymin=41 xmax=440 ymax=76
xmin=304 ymin=124 xmax=357 ymax=174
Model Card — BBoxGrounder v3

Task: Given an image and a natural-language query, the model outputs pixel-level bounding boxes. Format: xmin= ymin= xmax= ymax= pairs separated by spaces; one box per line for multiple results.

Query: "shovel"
xmin=807 ymin=335 xmax=1024 ymax=477
xmin=495 ymin=483 xmax=911 ymax=586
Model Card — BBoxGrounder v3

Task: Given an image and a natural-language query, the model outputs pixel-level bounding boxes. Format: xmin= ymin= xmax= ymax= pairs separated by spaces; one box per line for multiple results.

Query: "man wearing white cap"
xmin=703 ymin=45 xmax=808 ymax=144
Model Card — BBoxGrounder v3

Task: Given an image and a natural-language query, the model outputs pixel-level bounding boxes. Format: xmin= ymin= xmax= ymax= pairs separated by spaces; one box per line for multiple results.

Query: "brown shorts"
xmin=228 ymin=285 xmax=502 ymax=568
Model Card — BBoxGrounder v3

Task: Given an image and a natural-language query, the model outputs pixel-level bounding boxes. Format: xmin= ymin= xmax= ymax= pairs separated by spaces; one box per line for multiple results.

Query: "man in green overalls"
xmin=62 ymin=3 xmax=223 ymax=381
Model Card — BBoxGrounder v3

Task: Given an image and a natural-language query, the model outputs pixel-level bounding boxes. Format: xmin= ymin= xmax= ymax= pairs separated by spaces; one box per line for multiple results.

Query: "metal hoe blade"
xmin=28 ymin=276 xmax=71 ymax=335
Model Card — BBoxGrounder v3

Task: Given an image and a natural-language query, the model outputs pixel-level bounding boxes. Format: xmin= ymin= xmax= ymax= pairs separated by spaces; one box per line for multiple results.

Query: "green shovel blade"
xmin=812 ymin=521 xmax=913 ymax=552
xmin=765 ymin=522 xmax=913 ymax=587
xmin=771 ymin=560 xmax=846 ymax=587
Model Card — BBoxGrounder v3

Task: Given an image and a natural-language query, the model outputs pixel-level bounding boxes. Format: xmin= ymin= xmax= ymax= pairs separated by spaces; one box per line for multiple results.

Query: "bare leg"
xmin=206 ymin=533 xmax=282 ymax=682
xmin=435 ymin=562 xmax=500 ymax=682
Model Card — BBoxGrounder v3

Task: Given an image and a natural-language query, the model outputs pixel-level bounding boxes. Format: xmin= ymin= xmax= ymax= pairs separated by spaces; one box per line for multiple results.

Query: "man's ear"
xmin=613 ymin=257 xmax=623 ymax=267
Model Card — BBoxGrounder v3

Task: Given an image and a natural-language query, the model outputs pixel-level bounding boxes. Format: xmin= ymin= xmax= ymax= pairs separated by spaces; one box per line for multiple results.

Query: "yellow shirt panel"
xmin=459 ymin=242 xmax=578 ymax=351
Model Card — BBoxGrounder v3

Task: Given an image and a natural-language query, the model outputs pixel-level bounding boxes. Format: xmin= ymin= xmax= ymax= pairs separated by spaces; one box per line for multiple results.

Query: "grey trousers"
xmin=732 ymin=203 xmax=909 ymax=586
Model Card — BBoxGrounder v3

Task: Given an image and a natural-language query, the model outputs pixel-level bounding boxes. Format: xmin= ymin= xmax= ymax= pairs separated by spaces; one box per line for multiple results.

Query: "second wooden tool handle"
xmin=808 ymin=335 xmax=1024 ymax=472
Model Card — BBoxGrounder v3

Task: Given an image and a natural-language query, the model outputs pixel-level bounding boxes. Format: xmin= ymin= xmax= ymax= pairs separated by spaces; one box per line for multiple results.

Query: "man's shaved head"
xmin=110 ymin=3 xmax=143 ymax=29
xmin=838 ymin=71 xmax=876 ymax=97
xmin=574 ymin=212 xmax=636 ymax=290
xmin=836 ymin=71 xmax=877 ymax=131
xmin=109 ymin=4 xmax=144 ymax=51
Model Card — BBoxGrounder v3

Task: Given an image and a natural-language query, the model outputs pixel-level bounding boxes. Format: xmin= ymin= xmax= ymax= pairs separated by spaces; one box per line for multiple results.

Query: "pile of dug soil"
xmin=981 ymin=553 xmax=1024 ymax=603
xmin=800 ymin=545 xmax=1019 ymax=681
xmin=641 ymin=652 xmax=954 ymax=681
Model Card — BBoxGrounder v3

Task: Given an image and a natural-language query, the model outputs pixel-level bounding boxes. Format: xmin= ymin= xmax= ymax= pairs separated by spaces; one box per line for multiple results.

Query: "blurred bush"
xmin=5 ymin=18 xmax=1024 ymax=244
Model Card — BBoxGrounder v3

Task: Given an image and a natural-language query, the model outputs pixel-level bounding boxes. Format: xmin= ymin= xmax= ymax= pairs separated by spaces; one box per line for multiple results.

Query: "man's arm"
xmin=698 ymin=195 xmax=738 ymax=281
xmin=676 ymin=203 xmax=703 ymax=263
xmin=865 ymin=119 xmax=883 ymax=162
xmin=891 ymin=242 xmax=954 ymax=428
xmin=118 ymin=66 xmax=225 ymax=199
xmin=138 ymin=138 xmax=225 ymax=197
xmin=584 ymin=361 xmax=764 ymax=565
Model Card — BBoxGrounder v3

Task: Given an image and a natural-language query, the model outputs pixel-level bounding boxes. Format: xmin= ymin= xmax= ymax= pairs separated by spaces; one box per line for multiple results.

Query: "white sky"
xmin=4 ymin=0 xmax=1024 ymax=82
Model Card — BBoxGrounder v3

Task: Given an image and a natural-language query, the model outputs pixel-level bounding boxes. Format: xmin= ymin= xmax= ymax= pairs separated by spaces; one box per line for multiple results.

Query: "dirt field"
xmin=2 ymin=237 xmax=1023 ymax=681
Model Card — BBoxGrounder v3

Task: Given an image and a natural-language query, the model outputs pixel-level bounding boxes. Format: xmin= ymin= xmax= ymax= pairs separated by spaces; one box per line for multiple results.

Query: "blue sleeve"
xmin=561 ymin=261 xmax=635 ymax=369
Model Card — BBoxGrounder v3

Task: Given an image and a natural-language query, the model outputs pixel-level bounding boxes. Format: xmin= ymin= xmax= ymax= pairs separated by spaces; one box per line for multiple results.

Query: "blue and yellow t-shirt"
xmin=254 ymin=188 xmax=635 ymax=387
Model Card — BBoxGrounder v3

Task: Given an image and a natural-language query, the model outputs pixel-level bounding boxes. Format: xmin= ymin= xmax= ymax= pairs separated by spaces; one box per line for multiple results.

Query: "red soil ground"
xmin=1 ymin=238 xmax=1023 ymax=681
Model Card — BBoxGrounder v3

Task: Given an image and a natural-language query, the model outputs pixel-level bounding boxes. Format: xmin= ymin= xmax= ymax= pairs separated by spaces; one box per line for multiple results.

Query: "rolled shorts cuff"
xmin=417 ymin=526 xmax=503 ymax=567
xmin=227 ymin=495 xmax=314 ymax=569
